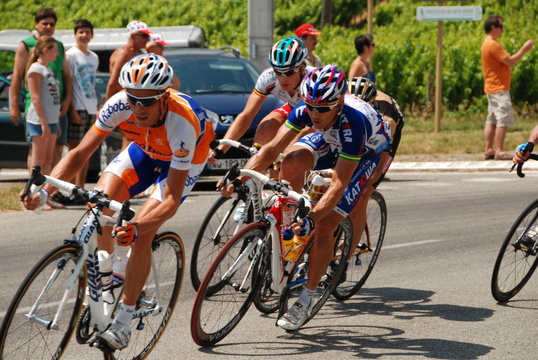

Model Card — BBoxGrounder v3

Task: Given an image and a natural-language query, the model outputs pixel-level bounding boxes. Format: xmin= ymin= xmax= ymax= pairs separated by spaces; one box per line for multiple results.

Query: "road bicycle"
xmin=0 ymin=166 xmax=185 ymax=360
xmin=492 ymin=154 xmax=538 ymax=302
xmin=190 ymin=166 xmax=351 ymax=347
xmin=190 ymin=139 xmax=263 ymax=291
xmin=332 ymin=189 xmax=387 ymax=300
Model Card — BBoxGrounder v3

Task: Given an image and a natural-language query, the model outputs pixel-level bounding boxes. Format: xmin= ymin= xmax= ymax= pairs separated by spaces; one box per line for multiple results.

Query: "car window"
xmin=168 ymin=56 xmax=259 ymax=94
xmin=0 ymin=78 xmax=9 ymax=111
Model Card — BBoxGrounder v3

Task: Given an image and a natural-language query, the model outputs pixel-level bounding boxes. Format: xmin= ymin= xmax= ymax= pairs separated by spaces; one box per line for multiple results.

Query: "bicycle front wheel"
xmin=191 ymin=222 xmax=269 ymax=347
xmin=492 ymin=200 xmax=538 ymax=302
xmin=0 ymin=244 xmax=85 ymax=360
xmin=116 ymin=231 xmax=184 ymax=360
xmin=278 ymin=218 xmax=352 ymax=329
xmin=191 ymin=195 xmax=250 ymax=290
xmin=333 ymin=191 xmax=387 ymax=300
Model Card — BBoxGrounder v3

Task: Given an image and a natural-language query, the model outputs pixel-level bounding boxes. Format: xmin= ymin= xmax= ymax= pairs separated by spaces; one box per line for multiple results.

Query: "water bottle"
xmin=33 ymin=189 xmax=49 ymax=215
xmin=285 ymin=235 xmax=308 ymax=262
xmin=98 ymin=250 xmax=113 ymax=292
xmin=233 ymin=203 xmax=246 ymax=222
xmin=307 ymin=174 xmax=329 ymax=202
xmin=113 ymin=254 xmax=128 ymax=287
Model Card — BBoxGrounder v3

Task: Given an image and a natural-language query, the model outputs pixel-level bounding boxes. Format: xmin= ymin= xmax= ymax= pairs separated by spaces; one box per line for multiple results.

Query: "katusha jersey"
xmin=94 ymin=90 xmax=215 ymax=171
xmin=253 ymin=66 xmax=316 ymax=106
xmin=285 ymin=94 xmax=390 ymax=161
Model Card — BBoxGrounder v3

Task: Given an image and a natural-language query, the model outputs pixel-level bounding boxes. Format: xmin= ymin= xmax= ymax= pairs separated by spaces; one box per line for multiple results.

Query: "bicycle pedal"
xmin=137 ymin=321 xmax=145 ymax=330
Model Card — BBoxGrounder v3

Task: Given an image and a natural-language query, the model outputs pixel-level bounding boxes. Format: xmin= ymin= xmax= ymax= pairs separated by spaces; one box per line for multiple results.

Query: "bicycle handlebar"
xmin=22 ymin=165 xmax=135 ymax=221
xmin=211 ymin=139 xmax=259 ymax=156
xmin=511 ymin=153 xmax=538 ymax=178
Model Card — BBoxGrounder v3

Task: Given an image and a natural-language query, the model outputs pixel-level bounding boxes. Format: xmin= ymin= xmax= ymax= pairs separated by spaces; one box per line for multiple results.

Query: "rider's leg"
xmin=304 ymin=210 xmax=345 ymax=292
xmin=280 ymin=145 xmax=315 ymax=191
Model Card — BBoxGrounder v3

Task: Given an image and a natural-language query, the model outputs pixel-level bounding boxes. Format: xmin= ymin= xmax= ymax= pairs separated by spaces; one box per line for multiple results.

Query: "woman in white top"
xmin=25 ymin=35 xmax=61 ymax=177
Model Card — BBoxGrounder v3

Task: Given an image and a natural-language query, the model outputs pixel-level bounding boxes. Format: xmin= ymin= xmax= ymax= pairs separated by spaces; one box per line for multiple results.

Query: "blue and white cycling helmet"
xmin=119 ymin=53 xmax=174 ymax=91
xmin=300 ymin=65 xmax=347 ymax=105
xmin=268 ymin=36 xmax=308 ymax=70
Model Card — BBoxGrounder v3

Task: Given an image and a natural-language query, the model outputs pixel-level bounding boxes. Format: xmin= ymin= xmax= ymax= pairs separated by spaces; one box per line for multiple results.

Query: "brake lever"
xmin=112 ymin=200 xmax=131 ymax=238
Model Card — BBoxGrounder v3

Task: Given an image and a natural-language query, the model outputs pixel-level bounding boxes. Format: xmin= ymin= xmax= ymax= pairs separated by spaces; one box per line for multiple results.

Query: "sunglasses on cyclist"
xmin=304 ymin=102 xmax=340 ymax=113
xmin=273 ymin=67 xmax=300 ymax=77
xmin=126 ymin=92 xmax=165 ymax=107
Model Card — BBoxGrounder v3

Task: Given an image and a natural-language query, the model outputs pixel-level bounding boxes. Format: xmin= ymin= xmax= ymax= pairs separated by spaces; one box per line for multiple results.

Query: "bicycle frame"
xmin=24 ymin=176 xmax=166 ymax=337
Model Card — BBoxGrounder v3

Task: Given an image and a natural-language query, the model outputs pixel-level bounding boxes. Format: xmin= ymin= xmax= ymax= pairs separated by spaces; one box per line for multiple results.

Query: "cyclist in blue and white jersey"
xmin=225 ymin=65 xmax=390 ymax=330
xmin=209 ymin=36 xmax=315 ymax=161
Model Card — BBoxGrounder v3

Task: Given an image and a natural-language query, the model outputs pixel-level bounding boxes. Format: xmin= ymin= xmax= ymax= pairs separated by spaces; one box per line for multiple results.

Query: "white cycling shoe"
xmin=98 ymin=321 xmax=131 ymax=350
xmin=277 ymin=298 xmax=312 ymax=331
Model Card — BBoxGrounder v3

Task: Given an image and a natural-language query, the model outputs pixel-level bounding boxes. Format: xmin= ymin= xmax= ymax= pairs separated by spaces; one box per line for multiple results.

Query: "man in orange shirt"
xmin=481 ymin=15 xmax=534 ymax=160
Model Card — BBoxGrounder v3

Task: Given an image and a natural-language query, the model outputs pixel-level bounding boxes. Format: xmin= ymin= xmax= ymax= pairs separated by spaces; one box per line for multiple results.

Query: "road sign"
xmin=416 ymin=6 xmax=482 ymax=22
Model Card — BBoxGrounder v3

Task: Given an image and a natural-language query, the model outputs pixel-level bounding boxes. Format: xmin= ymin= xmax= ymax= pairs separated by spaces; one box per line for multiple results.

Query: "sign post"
xmin=417 ymin=5 xmax=482 ymax=132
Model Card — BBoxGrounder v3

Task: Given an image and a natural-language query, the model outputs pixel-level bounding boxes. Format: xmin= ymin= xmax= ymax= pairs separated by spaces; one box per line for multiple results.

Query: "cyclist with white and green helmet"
xmin=209 ymin=36 xmax=315 ymax=162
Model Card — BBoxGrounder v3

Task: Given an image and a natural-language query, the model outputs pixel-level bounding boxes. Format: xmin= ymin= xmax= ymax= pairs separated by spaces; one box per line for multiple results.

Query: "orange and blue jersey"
xmin=94 ymin=90 xmax=215 ymax=171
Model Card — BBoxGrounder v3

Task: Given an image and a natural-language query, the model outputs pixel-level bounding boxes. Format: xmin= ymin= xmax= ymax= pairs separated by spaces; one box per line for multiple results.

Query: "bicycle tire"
xmin=333 ymin=191 xmax=387 ymax=300
xmin=253 ymin=237 xmax=279 ymax=314
xmin=191 ymin=222 xmax=269 ymax=347
xmin=0 ymin=244 xmax=86 ymax=360
xmin=191 ymin=195 xmax=250 ymax=291
xmin=278 ymin=218 xmax=352 ymax=330
xmin=115 ymin=231 xmax=184 ymax=360
xmin=491 ymin=199 xmax=538 ymax=302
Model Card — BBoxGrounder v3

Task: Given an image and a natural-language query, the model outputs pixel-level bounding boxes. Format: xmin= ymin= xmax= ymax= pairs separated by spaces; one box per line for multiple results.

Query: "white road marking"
xmin=383 ymin=239 xmax=442 ymax=249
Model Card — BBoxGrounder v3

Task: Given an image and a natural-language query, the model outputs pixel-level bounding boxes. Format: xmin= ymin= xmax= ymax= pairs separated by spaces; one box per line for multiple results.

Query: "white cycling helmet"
xmin=119 ymin=53 xmax=173 ymax=91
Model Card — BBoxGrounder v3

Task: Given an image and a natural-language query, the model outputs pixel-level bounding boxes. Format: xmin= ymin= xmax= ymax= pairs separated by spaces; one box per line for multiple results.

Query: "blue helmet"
xmin=268 ymin=36 xmax=308 ymax=70
xmin=300 ymin=65 xmax=347 ymax=105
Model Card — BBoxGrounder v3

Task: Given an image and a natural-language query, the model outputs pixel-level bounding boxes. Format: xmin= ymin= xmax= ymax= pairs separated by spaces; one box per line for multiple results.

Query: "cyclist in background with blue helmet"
xmin=225 ymin=65 xmax=391 ymax=330
xmin=209 ymin=36 xmax=315 ymax=163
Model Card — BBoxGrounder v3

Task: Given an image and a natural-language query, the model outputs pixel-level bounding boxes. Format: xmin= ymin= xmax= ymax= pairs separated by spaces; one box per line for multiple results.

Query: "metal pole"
xmin=367 ymin=0 xmax=373 ymax=34
xmin=434 ymin=2 xmax=443 ymax=132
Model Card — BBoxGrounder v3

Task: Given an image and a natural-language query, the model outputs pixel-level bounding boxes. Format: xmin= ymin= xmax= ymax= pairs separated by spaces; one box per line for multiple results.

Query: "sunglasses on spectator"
xmin=126 ymin=92 xmax=165 ymax=107
xmin=136 ymin=33 xmax=150 ymax=39
xmin=304 ymin=102 xmax=340 ymax=113
xmin=496 ymin=24 xmax=504 ymax=29
xmin=273 ymin=67 xmax=300 ymax=77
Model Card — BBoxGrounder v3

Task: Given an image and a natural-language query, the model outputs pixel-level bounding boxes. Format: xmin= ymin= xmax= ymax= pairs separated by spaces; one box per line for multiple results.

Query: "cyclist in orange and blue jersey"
xmin=22 ymin=53 xmax=215 ymax=350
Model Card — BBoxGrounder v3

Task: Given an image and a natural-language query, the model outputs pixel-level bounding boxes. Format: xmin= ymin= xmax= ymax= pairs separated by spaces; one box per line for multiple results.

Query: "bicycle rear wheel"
xmin=492 ymin=199 xmax=538 ymax=302
xmin=191 ymin=195 xmax=250 ymax=290
xmin=333 ymin=191 xmax=387 ymax=300
xmin=191 ymin=223 xmax=269 ymax=347
xmin=115 ymin=231 xmax=184 ymax=360
xmin=278 ymin=218 xmax=351 ymax=330
xmin=0 ymin=244 xmax=85 ymax=360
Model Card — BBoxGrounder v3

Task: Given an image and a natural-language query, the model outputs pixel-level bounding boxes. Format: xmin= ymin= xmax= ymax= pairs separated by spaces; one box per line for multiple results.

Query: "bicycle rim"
xmin=115 ymin=232 xmax=184 ymax=360
xmin=191 ymin=223 xmax=268 ymax=347
xmin=492 ymin=200 xmax=538 ymax=302
xmin=278 ymin=220 xmax=352 ymax=329
xmin=333 ymin=191 xmax=387 ymax=300
xmin=191 ymin=196 xmax=249 ymax=291
xmin=0 ymin=245 xmax=85 ymax=360
xmin=253 ymin=238 xmax=279 ymax=314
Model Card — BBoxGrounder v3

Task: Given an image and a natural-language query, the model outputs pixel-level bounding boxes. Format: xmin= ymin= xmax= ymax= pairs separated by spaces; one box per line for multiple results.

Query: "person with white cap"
xmin=106 ymin=20 xmax=152 ymax=150
xmin=295 ymin=23 xmax=323 ymax=67
xmin=146 ymin=33 xmax=180 ymax=88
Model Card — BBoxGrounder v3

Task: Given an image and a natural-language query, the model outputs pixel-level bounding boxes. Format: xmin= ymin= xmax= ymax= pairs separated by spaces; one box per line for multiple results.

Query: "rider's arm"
xmin=218 ymin=92 xmax=265 ymax=152
xmin=308 ymin=157 xmax=358 ymax=224
xmin=9 ymin=42 xmax=29 ymax=125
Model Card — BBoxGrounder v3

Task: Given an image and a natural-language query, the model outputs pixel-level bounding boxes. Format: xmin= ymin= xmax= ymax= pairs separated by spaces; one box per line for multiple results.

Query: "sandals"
xmin=484 ymin=153 xmax=495 ymax=160
xmin=494 ymin=152 xmax=513 ymax=160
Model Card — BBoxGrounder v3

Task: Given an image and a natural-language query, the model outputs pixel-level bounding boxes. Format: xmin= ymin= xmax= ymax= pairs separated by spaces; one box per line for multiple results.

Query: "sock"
xmin=298 ymin=288 xmax=316 ymax=307
xmin=115 ymin=303 xmax=135 ymax=327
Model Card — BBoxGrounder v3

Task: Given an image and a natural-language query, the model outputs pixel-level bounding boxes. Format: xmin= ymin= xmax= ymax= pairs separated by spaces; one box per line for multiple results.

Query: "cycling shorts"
xmin=296 ymin=132 xmax=382 ymax=216
xmin=103 ymin=142 xmax=205 ymax=203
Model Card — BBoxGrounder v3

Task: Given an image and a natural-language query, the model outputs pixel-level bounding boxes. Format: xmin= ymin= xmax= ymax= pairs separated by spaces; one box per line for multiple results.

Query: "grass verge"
xmin=0 ymin=184 xmax=24 ymax=212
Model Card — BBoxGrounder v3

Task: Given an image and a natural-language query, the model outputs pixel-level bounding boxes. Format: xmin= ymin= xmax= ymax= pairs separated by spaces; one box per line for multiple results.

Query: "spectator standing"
xmin=9 ymin=7 xmax=72 ymax=172
xmin=295 ymin=23 xmax=323 ymax=68
xmin=146 ymin=33 xmax=180 ymax=89
xmin=481 ymin=15 xmax=534 ymax=160
xmin=106 ymin=20 xmax=151 ymax=151
xmin=348 ymin=33 xmax=376 ymax=83
xmin=25 ymin=36 xmax=61 ymax=211
xmin=66 ymin=19 xmax=99 ymax=201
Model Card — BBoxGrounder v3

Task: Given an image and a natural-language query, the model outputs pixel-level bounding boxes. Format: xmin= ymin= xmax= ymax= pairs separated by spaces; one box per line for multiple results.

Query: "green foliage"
xmin=0 ymin=0 xmax=536 ymax=113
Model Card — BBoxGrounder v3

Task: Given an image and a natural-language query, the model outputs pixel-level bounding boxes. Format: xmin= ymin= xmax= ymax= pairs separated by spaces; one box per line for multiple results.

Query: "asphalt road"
xmin=1 ymin=170 xmax=538 ymax=359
